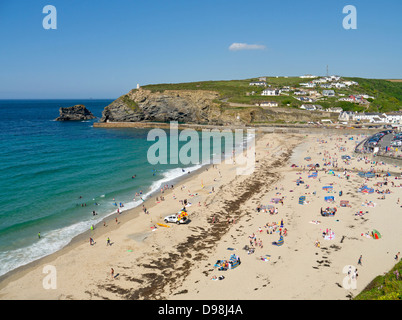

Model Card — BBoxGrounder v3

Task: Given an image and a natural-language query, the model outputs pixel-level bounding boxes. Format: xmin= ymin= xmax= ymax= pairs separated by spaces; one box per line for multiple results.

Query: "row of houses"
xmin=300 ymin=104 xmax=324 ymax=111
xmin=338 ymin=94 xmax=374 ymax=104
xmin=339 ymin=111 xmax=402 ymax=124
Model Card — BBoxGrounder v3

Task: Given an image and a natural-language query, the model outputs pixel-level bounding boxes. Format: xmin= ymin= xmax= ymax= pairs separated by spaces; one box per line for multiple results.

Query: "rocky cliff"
xmin=55 ymin=105 xmax=96 ymax=121
xmin=99 ymin=88 xmax=337 ymax=125
xmin=100 ymin=89 xmax=230 ymax=124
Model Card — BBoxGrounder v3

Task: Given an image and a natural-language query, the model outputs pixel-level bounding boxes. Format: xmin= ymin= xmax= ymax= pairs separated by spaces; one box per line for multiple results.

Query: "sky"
xmin=0 ymin=0 xmax=401 ymax=99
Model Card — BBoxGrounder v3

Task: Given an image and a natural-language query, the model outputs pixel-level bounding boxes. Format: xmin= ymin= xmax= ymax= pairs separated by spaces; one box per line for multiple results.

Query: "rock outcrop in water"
xmin=55 ymin=105 xmax=96 ymax=121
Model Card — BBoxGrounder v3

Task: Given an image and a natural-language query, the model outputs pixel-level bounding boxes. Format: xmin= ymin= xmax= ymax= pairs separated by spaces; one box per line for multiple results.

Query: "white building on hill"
xmin=261 ymin=88 xmax=281 ymax=96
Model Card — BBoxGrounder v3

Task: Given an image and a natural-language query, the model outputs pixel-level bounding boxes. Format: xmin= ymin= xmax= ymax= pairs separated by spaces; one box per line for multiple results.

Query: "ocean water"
xmin=0 ymin=99 xmax=253 ymax=277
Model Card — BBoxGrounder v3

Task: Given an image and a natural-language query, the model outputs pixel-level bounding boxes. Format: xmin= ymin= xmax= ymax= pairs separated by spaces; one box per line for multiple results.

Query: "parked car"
xmin=164 ymin=211 xmax=188 ymax=224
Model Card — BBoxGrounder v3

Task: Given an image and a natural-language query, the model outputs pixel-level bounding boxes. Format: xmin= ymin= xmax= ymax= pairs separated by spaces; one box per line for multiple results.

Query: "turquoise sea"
xmin=0 ymin=99 xmax=252 ymax=277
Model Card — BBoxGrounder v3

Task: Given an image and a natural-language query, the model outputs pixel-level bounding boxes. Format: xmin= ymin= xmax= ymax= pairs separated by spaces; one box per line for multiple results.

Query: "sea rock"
xmin=55 ymin=105 xmax=96 ymax=121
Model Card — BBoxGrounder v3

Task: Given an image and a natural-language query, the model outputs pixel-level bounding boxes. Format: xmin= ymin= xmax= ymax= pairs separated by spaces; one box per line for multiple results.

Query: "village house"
xmin=326 ymin=107 xmax=343 ymax=113
xmin=353 ymin=112 xmax=386 ymax=123
xmin=332 ymin=82 xmax=346 ymax=88
xmin=313 ymin=78 xmax=328 ymax=84
xmin=261 ymin=88 xmax=281 ymax=96
xmin=349 ymin=95 xmax=369 ymax=104
xmin=338 ymin=111 xmax=355 ymax=122
xmin=300 ymin=104 xmax=317 ymax=111
xmin=338 ymin=97 xmax=356 ymax=103
xmin=300 ymin=104 xmax=323 ymax=111
xmin=294 ymin=90 xmax=308 ymax=96
xmin=322 ymin=90 xmax=335 ymax=97
xmin=300 ymin=82 xmax=316 ymax=88
xmin=320 ymin=84 xmax=332 ymax=89
xmin=296 ymin=96 xmax=316 ymax=102
xmin=249 ymin=81 xmax=267 ymax=87
xmin=343 ymin=80 xmax=359 ymax=86
xmin=325 ymin=75 xmax=341 ymax=82
xmin=385 ymin=112 xmax=402 ymax=124
xmin=255 ymin=101 xmax=279 ymax=107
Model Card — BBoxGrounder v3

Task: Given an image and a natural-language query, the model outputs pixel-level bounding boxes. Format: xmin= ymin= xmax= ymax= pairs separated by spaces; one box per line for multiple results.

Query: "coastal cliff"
xmin=100 ymin=88 xmax=238 ymax=125
xmin=99 ymin=86 xmax=337 ymax=126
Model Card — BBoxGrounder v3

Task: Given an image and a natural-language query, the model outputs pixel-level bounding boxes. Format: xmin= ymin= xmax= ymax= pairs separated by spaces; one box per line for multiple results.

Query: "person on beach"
xmin=107 ymin=237 xmax=111 ymax=246
xmin=38 ymin=232 xmax=41 ymax=239
xmin=110 ymin=268 xmax=114 ymax=279
xmin=90 ymin=237 xmax=94 ymax=245
xmin=358 ymin=255 xmax=362 ymax=266
xmin=395 ymin=252 xmax=400 ymax=261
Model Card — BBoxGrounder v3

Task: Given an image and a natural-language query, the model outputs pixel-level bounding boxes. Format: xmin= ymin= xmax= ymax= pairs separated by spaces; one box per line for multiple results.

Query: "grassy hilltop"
xmin=141 ymin=76 xmax=402 ymax=114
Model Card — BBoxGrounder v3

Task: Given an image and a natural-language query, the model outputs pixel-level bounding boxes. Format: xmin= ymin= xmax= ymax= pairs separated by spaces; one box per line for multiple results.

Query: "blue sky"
xmin=0 ymin=0 xmax=401 ymax=99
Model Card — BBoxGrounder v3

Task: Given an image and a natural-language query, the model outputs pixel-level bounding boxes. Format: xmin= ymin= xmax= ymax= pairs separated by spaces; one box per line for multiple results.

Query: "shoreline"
xmin=0 ymin=156 xmax=213 ymax=289
xmin=0 ymin=130 xmax=261 ymax=292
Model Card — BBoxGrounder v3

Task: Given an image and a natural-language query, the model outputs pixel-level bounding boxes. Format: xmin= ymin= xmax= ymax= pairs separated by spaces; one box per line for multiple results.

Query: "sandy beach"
xmin=0 ymin=131 xmax=401 ymax=300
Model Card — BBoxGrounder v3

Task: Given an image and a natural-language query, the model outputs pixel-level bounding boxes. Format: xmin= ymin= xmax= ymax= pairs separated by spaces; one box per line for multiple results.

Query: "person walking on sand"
xmin=107 ymin=237 xmax=111 ymax=246
xmin=110 ymin=268 xmax=114 ymax=279
xmin=395 ymin=252 xmax=400 ymax=261
xmin=358 ymin=255 xmax=362 ymax=266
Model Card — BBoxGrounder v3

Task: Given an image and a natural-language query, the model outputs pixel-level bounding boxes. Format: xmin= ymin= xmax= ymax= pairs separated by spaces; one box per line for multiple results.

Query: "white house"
xmin=343 ymin=81 xmax=359 ymax=86
xmin=300 ymin=104 xmax=323 ymax=111
xmin=313 ymin=78 xmax=328 ymax=84
xmin=294 ymin=90 xmax=308 ymax=96
xmin=325 ymin=75 xmax=341 ymax=82
xmin=258 ymin=77 xmax=267 ymax=82
xmin=385 ymin=112 xmax=402 ymax=124
xmin=249 ymin=81 xmax=267 ymax=87
xmin=255 ymin=101 xmax=279 ymax=107
xmin=261 ymin=88 xmax=281 ymax=96
xmin=338 ymin=97 xmax=356 ymax=103
xmin=300 ymin=104 xmax=317 ymax=111
xmin=338 ymin=111 xmax=355 ymax=121
xmin=322 ymin=90 xmax=335 ymax=97
xmin=300 ymin=82 xmax=316 ymax=88
xmin=296 ymin=96 xmax=316 ymax=103
xmin=326 ymin=107 xmax=343 ymax=113
xmin=353 ymin=112 xmax=385 ymax=123
xmin=332 ymin=82 xmax=346 ymax=89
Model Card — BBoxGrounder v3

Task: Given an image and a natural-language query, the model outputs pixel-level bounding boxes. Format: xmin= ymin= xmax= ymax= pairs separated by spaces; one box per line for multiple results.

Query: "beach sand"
xmin=0 ymin=131 xmax=401 ymax=300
